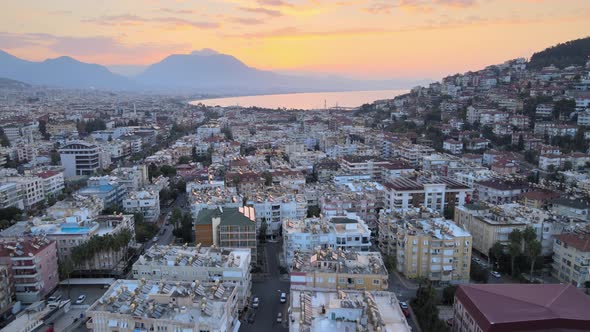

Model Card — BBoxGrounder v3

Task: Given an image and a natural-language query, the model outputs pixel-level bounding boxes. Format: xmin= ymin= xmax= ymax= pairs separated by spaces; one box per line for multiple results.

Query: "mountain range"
xmin=0 ymin=49 xmax=427 ymax=94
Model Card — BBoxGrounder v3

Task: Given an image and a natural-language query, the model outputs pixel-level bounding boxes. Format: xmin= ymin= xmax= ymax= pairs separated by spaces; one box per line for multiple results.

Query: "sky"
xmin=0 ymin=0 xmax=589 ymax=80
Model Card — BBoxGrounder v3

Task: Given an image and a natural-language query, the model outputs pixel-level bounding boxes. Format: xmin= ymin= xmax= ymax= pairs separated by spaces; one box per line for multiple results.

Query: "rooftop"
xmin=456 ymin=284 xmax=590 ymax=331
xmin=291 ymin=250 xmax=387 ymax=275
xmin=134 ymin=245 xmax=250 ymax=269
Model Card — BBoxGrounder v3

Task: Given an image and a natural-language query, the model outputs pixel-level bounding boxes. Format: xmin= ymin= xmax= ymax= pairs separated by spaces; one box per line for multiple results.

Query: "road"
xmin=240 ymin=242 xmax=289 ymax=332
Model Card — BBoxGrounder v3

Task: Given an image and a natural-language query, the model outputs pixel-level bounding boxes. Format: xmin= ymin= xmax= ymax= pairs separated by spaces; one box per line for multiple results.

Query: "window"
xmin=372 ymin=279 xmax=380 ymax=285
xmin=357 ymin=278 xmax=363 ymax=285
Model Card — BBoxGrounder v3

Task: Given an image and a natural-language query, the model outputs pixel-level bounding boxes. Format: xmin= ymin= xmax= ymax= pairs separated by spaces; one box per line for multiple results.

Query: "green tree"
xmin=307 ymin=205 xmax=321 ymax=218
xmin=585 ymin=281 xmax=590 ymax=294
xmin=489 ymin=241 xmax=505 ymax=271
xmin=442 ymin=285 xmax=458 ymax=305
xmin=171 ymin=208 xmax=182 ymax=229
xmin=178 ymin=156 xmax=191 ymax=165
xmin=526 ymin=240 xmax=542 ymax=281
xmin=508 ymin=229 xmax=523 ymax=276
xmin=160 ymin=165 xmax=177 ymax=177
xmin=0 ymin=127 xmax=10 ymax=147
xmin=259 ymin=219 xmax=267 ymax=243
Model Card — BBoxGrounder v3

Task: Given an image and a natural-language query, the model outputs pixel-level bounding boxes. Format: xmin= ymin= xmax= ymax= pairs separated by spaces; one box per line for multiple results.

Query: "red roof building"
xmin=454 ymin=284 xmax=590 ymax=332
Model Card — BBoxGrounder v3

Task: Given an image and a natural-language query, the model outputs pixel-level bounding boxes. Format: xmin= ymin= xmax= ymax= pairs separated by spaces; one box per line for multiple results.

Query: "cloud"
xmin=364 ymin=0 xmax=477 ymax=14
xmin=83 ymin=14 xmax=220 ymax=29
xmin=158 ymin=8 xmax=196 ymax=14
xmin=231 ymin=17 xmax=265 ymax=25
xmin=238 ymin=7 xmax=283 ymax=17
xmin=226 ymin=26 xmax=389 ymax=39
xmin=257 ymin=0 xmax=293 ymax=6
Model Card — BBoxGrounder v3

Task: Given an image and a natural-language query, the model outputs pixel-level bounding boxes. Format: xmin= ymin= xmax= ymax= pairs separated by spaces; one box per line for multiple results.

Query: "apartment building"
xmin=195 ymin=207 xmax=257 ymax=263
xmin=339 ymin=155 xmax=394 ymax=181
xmin=290 ymin=250 xmax=388 ymax=291
xmin=78 ymin=176 xmax=127 ymax=207
xmin=110 ymin=165 xmax=149 ymax=192
xmin=0 ymin=182 xmax=24 ymax=209
xmin=383 ymin=177 xmax=472 ymax=214
xmin=396 ymin=218 xmax=472 ymax=283
xmin=32 ymin=169 xmax=65 ymax=197
xmin=247 ymin=191 xmax=307 ymax=239
xmin=396 ymin=144 xmax=435 ymax=167
xmin=0 ymin=265 xmax=14 ymax=321
xmin=86 ymin=279 xmax=239 ymax=332
xmin=443 ymin=139 xmax=463 ymax=155
xmin=2 ymin=215 xmax=135 ymax=275
xmin=0 ymin=237 xmax=59 ymax=303
xmin=132 ymin=246 xmax=251 ymax=306
xmin=282 ymin=213 xmax=371 ymax=266
xmin=123 ymin=189 xmax=160 ymax=222
xmin=59 ymin=141 xmax=102 ymax=178
xmin=46 ymin=194 xmax=104 ymax=221
xmin=188 ymin=186 xmax=243 ymax=219
xmin=290 ymin=289 xmax=411 ymax=332
xmin=453 ymin=284 xmax=590 ymax=332
xmin=552 ymin=233 xmax=590 ymax=287
xmin=473 ymin=179 xmax=529 ymax=204
xmin=551 ymin=197 xmax=590 ymax=222
xmin=0 ymin=176 xmax=44 ymax=209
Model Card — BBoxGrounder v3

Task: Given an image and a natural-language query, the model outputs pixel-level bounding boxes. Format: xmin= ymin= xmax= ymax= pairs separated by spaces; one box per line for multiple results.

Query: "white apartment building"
xmin=383 ymin=177 xmax=472 ymax=214
xmin=0 ymin=182 xmax=23 ymax=209
xmin=443 ymin=139 xmax=463 ymax=155
xmin=59 ymin=141 xmax=102 ymax=178
xmin=132 ymin=246 xmax=251 ymax=307
xmin=0 ymin=176 xmax=44 ymax=209
xmin=282 ymin=213 xmax=371 ymax=266
xmin=552 ymin=233 xmax=590 ymax=288
xmin=110 ymin=165 xmax=149 ymax=192
xmin=33 ymin=169 xmax=65 ymax=197
xmin=247 ymin=192 xmax=307 ymax=238
xmin=123 ymin=189 xmax=160 ymax=222
xmin=86 ymin=280 xmax=239 ymax=332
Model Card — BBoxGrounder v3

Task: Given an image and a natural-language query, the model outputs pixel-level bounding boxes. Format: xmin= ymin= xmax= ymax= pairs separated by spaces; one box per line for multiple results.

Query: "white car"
xmin=75 ymin=295 xmax=86 ymax=304
xmin=280 ymin=292 xmax=287 ymax=303
xmin=152 ymin=236 xmax=159 ymax=242
xmin=276 ymin=312 xmax=283 ymax=323
xmin=399 ymin=301 xmax=409 ymax=309
xmin=47 ymin=295 xmax=62 ymax=303
xmin=252 ymin=296 xmax=260 ymax=309
xmin=491 ymin=271 xmax=501 ymax=278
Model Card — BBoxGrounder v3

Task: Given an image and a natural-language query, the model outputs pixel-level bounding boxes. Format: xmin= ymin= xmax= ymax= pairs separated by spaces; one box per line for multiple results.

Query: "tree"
xmin=470 ymin=263 xmax=489 ymax=283
xmin=133 ymin=212 xmax=145 ymax=224
xmin=508 ymin=229 xmax=523 ymax=276
xmin=0 ymin=127 xmax=10 ymax=147
xmin=259 ymin=219 xmax=267 ymax=243
xmin=160 ymin=165 xmax=177 ymax=177
xmin=384 ymin=255 xmax=397 ymax=273
xmin=526 ymin=240 xmax=542 ymax=280
xmin=585 ymin=281 xmax=590 ymax=294
xmin=262 ymin=171 xmax=273 ymax=186
xmin=563 ymin=160 xmax=573 ymax=171
xmin=489 ymin=241 xmax=505 ymax=271
xmin=178 ymin=156 xmax=191 ymax=165
xmin=442 ymin=285 xmax=458 ymax=305
xmin=307 ymin=205 xmax=321 ymax=218
xmin=171 ymin=208 xmax=182 ymax=229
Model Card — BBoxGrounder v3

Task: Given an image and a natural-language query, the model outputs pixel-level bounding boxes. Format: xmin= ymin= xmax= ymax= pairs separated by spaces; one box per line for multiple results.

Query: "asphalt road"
xmin=240 ymin=242 xmax=289 ymax=332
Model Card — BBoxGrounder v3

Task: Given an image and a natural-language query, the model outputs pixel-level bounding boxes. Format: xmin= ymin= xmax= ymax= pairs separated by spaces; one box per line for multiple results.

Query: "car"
xmin=491 ymin=271 xmax=501 ymax=278
xmin=152 ymin=236 xmax=159 ymax=242
xmin=280 ymin=292 xmax=287 ymax=303
xmin=472 ymin=257 xmax=482 ymax=264
xmin=276 ymin=312 xmax=283 ymax=323
xmin=75 ymin=295 xmax=86 ymax=304
xmin=252 ymin=296 xmax=260 ymax=309
xmin=247 ymin=311 xmax=256 ymax=324
xmin=446 ymin=318 xmax=455 ymax=327
xmin=402 ymin=308 xmax=410 ymax=317
xmin=399 ymin=301 xmax=408 ymax=309
xmin=47 ymin=295 xmax=62 ymax=303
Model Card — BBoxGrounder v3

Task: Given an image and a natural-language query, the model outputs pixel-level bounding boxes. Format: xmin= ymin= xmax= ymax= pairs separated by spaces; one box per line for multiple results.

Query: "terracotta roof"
xmin=556 ymin=233 xmax=590 ymax=252
xmin=456 ymin=284 xmax=590 ymax=332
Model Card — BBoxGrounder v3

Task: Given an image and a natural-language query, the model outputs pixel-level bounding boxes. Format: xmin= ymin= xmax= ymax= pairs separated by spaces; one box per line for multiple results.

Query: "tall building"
xmin=0 ymin=265 xmax=15 ymax=323
xmin=123 ymin=189 xmax=160 ymax=222
xmin=0 ymin=237 xmax=59 ymax=304
xmin=59 ymin=141 xmax=101 ymax=178
xmin=195 ymin=207 xmax=257 ymax=263
xmin=552 ymin=233 xmax=590 ymax=287
xmin=86 ymin=279 xmax=240 ymax=332
xmin=290 ymin=289 xmax=411 ymax=332
xmin=453 ymin=284 xmax=590 ymax=332
xmin=132 ymin=245 xmax=251 ymax=307
xmin=290 ymin=250 xmax=388 ymax=291
xmin=396 ymin=218 xmax=472 ymax=283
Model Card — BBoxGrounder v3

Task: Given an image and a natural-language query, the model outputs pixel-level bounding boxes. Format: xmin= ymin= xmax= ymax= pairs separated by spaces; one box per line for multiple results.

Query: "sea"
xmin=190 ymin=89 xmax=408 ymax=110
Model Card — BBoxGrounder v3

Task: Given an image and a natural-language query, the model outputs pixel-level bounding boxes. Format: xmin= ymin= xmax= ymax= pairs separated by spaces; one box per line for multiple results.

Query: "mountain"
xmin=0 ymin=77 xmax=31 ymax=89
xmin=137 ymin=49 xmax=421 ymax=94
xmin=0 ymin=50 xmax=133 ymax=90
xmin=529 ymin=36 xmax=590 ymax=69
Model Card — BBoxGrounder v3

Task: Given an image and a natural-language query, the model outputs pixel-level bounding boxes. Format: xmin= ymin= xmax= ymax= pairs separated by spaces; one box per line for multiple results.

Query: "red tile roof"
xmin=556 ymin=233 xmax=590 ymax=252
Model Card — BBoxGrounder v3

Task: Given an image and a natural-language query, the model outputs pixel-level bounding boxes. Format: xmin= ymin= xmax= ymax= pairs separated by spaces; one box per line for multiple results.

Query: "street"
xmin=240 ymin=242 xmax=289 ymax=332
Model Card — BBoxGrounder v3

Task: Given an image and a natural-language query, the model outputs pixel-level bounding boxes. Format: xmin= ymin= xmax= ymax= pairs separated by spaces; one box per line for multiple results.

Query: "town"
xmin=1 ymin=38 xmax=590 ymax=332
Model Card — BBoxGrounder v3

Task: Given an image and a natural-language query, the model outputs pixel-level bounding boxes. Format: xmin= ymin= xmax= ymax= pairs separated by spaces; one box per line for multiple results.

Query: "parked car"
xmin=276 ymin=312 xmax=283 ymax=323
xmin=252 ymin=296 xmax=260 ymax=309
xmin=152 ymin=236 xmax=159 ymax=242
xmin=75 ymin=295 xmax=86 ymax=304
xmin=47 ymin=295 xmax=62 ymax=303
xmin=399 ymin=301 xmax=408 ymax=309
xmin=280 ymin=292 xmax=287 ymax=303
xmin=247 ymin=311 xmax=256 ymax=324
xmin=491 ymin=271 xmax=501 ymax=278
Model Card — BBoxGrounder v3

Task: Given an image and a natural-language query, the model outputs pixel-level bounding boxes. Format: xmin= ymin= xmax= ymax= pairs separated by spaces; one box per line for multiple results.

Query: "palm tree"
xmin=526 ymin=240 xmax=542 ymax=281
xmin=490 ymin=241 xmax=504 ymax=271
xmin=508 ymin=229 xmax=522 ymax=276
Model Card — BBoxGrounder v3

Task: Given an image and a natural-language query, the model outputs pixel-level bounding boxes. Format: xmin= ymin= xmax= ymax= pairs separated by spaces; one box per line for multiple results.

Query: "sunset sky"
xmin=1 ymin=0 xmax=589 ymax=79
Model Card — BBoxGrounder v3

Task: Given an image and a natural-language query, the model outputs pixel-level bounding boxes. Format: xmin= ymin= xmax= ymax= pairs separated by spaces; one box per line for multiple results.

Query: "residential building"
xmin=110 ymin=165 xmax=149 ymax=192
xmin=551 ymin=197 xmax=590 ymax=222
xmin=195 ymin=207 xmax=257 ymax=263
xmin=0 ymin=265 xmax=15 ymax=322
xmin=32 ymin=169 xmax=65 ymax=197
xmin=46 ymin=194 xmax=104 ymax=222
xmin=396 ymin=218 xmax=472 ymax=283
xmin=383 ymin=177 xmax=472 ymax=214
xmin=454 ymin=284 xmax=590 ymax=332
xmin=123 ymin=189 xmax=160 ymax=222
xmin=78 ymin=176 xmax=127 ymax=207
xmin=247 ymin=191 xmax=307 ymax=238
xmin=0 ymin=176 xmax=44 ymax=209
xmin=86 ymin=279 xmax=239 ymax=332
xmin=0 ymin=237 xmax=59 ymax=303
xmin=552 ymin=233 xmax=590 ymax=287
xmin=59 ymin=141 xmax=102 ymax=178
xmin=0 ymin=182 xmax=23 ymax=209
xmin=339 ymin=156 xmax=394 ymax=181
xmin=132 ymin=246 xmax=251 ymax=307
xmin=443 ymin=139 xmax=463 ymax=155
xmin=473 ymin=179 xmax=529 ymax=204
xmin=290 ymin=250 xmax=388 ymax=291
xmin=289 ymin=289 xmax=411 ymax=332
xmin=282 ymin=213 xmax=371 ymax=266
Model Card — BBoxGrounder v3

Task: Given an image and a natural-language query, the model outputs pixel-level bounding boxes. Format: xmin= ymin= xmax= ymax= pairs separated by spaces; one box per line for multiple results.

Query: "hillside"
xmin=529 ymin=37 xmax=590 ymax=69
xmin=0 ymin=77 xmax=31 ymax=89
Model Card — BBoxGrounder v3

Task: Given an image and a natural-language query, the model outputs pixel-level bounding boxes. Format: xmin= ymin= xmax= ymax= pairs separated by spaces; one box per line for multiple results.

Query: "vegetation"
xmin=383 ymin=255 xmax=397 ymax=273
xmin=411 ymin=282 xmax=450 ymax=332
xmin=442 ymin=285 xmax=458 ymax=305
xmin=0 ymin=127 xmax=10 ymax=147
xmin=172 ymin=211 xmax=193 ymax=243
xmin=470 ymin=262 xmax=489 ymax=283
xmin=307 ymin=205 xmax=321 ymax=218
xmin=70 ymin=229 xmax=132 ymax=266
xmin=529 ymin=37 xmax=590 ymax=69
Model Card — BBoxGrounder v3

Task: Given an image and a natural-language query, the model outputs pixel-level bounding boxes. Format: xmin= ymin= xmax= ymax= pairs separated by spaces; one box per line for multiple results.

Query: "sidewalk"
xmin=391 ymin=270 xmax=419 ymax=290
